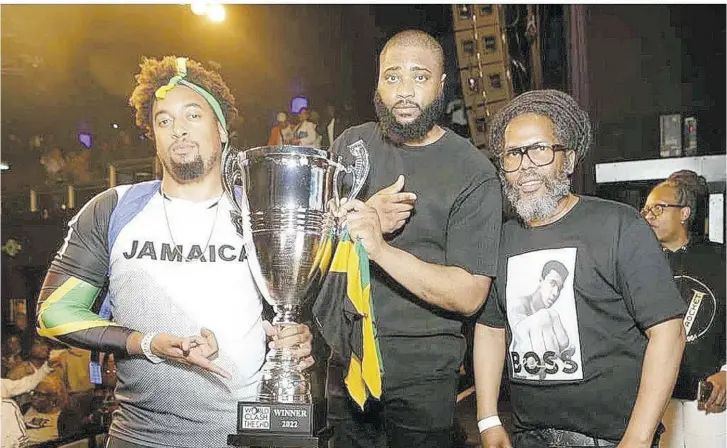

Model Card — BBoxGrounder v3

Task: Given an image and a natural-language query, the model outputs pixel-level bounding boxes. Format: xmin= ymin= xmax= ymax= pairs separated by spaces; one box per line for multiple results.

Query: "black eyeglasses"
xmin=641 ymin=203 xmax=686 ymax=218
xmin=30 ymin=390 xmax=53 ymax=397
xmin=499 ymin=143 xmax=571 ymax=173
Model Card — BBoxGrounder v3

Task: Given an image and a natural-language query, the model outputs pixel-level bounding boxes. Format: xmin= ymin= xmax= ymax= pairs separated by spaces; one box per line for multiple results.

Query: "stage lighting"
xmin=207 ymin=4 xmax=225 ymax=22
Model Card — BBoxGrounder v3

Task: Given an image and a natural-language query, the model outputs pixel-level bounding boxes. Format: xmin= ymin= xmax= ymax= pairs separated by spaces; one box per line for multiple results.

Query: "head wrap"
xmin=154 ymin=57 xmax=228 ymax=131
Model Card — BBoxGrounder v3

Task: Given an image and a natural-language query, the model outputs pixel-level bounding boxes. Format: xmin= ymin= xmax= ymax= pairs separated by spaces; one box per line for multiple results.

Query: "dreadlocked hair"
xmin=661 ymin=169 xmax=708 ymax=223
xmin=485 ymin=89 xmax=592 ymax=164
xmin=129 ymin=56 xmax=238 ymax=137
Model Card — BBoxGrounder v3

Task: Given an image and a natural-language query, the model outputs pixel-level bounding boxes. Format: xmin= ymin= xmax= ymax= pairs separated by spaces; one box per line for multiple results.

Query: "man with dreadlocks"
xmin=473 ymin=89 xmax=686 ymax=448
xmin=34 ymin=56 xmax=314 ymax=448
xmin=325 ymin=29 xmax=502 ymax=447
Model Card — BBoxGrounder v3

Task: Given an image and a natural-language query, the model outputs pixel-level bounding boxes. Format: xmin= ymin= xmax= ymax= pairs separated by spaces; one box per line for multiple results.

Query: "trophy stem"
xmin=259 ymin=306 xmax=312 ymax=404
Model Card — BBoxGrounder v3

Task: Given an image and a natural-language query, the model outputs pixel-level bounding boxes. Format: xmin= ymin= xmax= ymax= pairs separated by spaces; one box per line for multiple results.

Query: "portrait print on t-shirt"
xmin=506 ymin=247 xmax=583 ymax=382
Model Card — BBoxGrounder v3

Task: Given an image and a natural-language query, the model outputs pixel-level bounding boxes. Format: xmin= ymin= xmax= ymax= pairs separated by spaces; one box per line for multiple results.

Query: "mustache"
xmin=516 ymin=169 xmax=547 ymax=186
xmin=169 ymin=140 xmax=198 ymax=151
xmin=393 ymin=100 xmax=421 ymax=110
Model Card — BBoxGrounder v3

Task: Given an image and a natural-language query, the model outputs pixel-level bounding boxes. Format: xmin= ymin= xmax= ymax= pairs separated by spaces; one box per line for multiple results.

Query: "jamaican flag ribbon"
xmin=312 ymin=230 xmax=383 ymax=410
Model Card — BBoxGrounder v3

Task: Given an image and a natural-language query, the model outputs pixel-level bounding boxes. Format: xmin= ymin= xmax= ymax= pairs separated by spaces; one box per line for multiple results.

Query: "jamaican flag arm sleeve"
xmin=36 ymin=188 xmax=134 ymax=354
xmin=37 ymin=271 xmax=134 ymax=354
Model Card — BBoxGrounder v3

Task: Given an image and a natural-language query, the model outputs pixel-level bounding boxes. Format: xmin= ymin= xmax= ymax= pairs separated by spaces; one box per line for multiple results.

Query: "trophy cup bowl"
xmin=223 ymin=144 xmax=368 ymax=447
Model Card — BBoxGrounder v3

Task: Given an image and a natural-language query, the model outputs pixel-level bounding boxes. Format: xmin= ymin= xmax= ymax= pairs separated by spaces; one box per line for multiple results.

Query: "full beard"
xmin=374 ymin=91 xmax=445 ymax=145
xmin=501 ymin=163 xmax=572 ymax=224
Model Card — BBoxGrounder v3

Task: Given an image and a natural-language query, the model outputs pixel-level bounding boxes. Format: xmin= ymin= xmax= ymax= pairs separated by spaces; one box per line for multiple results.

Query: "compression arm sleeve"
xmin=37 ymin=271 xmax=135 ymax=354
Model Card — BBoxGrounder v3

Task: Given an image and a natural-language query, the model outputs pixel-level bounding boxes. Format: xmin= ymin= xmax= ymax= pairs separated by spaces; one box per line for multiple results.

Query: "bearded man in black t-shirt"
xmin=327 ymin=30 xmax=502 ymax=448
xmin=473 ymin=90 xmax=687 ymax=448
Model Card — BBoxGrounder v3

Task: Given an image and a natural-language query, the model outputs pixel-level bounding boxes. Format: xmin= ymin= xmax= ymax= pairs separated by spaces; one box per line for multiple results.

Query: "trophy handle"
xmin=331 ymin=140 xmax=369 ymax=231
xmin=221 ymin=144 xmax=245 ymax=237
xmin=332 ymin=139 xmax=370 ymax=204
xmin=343 ymin=139 xmax=370 ymax=202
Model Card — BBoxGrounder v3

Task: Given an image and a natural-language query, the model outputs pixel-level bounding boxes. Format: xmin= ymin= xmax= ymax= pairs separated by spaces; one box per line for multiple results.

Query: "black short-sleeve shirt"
xmin=332 ymin=123 xmax=502 ymax=340
xmin=478 ymin=195 xmax=686 ymax=440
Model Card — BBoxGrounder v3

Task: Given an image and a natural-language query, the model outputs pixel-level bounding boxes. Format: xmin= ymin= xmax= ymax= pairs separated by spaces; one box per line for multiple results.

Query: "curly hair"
xmin=485 ymin=89 xmax=592 ymax=165
xmin=129 ymin=56 xmax=238 ymax=137
xmin=660 ymin=169 xmax=708 ymax=223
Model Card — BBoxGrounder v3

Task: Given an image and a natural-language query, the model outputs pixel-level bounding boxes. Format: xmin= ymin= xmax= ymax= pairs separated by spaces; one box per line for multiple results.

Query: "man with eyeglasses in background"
xmin=473 ymin=89 xmax=687 ymax=448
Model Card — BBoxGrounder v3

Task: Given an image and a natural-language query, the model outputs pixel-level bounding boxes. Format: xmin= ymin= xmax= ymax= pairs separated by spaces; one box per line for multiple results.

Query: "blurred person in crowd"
xmin=474 ymin=89 xmax=686 ymax=448
xmin=8 ymin=337 xmax=62 ymax=411
xmin=328 ymin=29 xmax=501 ymax=448
xmin=309 ymin=109 xmax=324 ymax=147
xmin=40 ymin=147 xmax=66 ymax=184
xmin=322 ymin=103 xmax=351 ymax=149
xmin=24 ymin=376 xmax=67 ymax=446
xmin=267 ymin=111 xmax=294 ymax=146
xmin=58 ymin=352 xmax=119 ymax=440
xmin=54 ymin=347 xmax=95 ymax=415
xmin=35 ymin=56 xmax=314 ymax=448
xmin=2 ymin=360 xmax=58 ymax=448
xmin=2 ymin=333 xmax=25 ymax=376
xmin=7 ymin=337 xmax=54 ymax=381
xmin=65 ymin=149 xmax=93 ymax=184
xmin=291 ymin=107 xmax=319 ymax=147
xmin=445 ymin=97 xmax=469 ymax=138
xmin=642 ymin=170 xmax=725 ymax=448
xmin=14 ymin=312 xmax=29 ymax=333
xmin=13 ymin=312 xmax=33 ymax=356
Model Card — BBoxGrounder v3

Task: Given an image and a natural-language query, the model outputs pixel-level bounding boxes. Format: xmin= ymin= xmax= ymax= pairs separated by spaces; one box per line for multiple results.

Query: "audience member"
xmin=55 ymin=347 xmax=95 ymax=415
xmin=322 ymin=103 xmax=351 ymax=148
xmin=292 ymin=107 xmax=319 ymax=147
xmin=2 ymin=333 xmax=24 ymax=377
xmin=40 ymin=148 xmax=66 ymax=185
xmin=2 ymin=362 xmax=56 ymax=448
xmin=7 ymin=338 xmax=62 ymax=410
xmin=309 ymin=109 xmax=324 ymax=147
xmin=268 ymin=112 xmax=295 ymax=146
xmin=24 ymin=376 xmax=67 ymax=446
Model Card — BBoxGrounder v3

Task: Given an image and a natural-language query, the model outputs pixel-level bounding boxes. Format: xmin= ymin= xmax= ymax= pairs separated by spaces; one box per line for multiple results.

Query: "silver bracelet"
xmin=140 ymin=333 xmax=164 ymax=364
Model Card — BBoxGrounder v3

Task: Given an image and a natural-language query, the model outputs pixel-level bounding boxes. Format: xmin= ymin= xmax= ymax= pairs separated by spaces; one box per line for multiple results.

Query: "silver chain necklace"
xmin=161 ymin=191 xmax=223 ymax=263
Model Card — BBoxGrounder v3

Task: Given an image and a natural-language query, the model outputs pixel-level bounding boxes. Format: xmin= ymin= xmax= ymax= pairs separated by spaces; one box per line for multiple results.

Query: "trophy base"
xmin=228 ymin=399 xmax=330 ymax=448
xmin=227 ymin=427 xmax=333 ymax=448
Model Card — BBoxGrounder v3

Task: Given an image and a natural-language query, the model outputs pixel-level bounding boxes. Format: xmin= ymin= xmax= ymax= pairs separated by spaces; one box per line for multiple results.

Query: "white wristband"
xmin=140 ymin=333 xmax=164 ymax=364
xmin=721 ymin=364 xmax=726 ymax=372
xmin=477 ymin=415 xmax=502 ymax=433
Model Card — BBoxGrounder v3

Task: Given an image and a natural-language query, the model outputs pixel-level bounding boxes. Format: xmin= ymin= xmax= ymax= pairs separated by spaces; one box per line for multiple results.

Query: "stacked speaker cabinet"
xmin=452 ymin=5 xmax=514 ymax=155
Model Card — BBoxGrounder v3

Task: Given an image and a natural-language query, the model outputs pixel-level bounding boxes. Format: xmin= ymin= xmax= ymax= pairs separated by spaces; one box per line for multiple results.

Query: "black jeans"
xmin=326 ymin=357 xmax=460 ymax=448
xmin=511 ymin=427 xmax=663 ymax=448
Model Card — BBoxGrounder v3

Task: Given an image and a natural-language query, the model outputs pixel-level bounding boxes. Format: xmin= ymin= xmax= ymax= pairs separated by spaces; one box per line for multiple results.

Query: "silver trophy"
xmin=223 ymin=144 xmax=368 ymax=447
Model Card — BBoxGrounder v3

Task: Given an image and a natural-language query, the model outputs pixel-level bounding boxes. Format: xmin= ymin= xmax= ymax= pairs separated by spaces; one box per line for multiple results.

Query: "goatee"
xmin=501 ymin=163 xmax=572 ymax=224
xmin=374 ymin=91 xmax=445 ymax=145
xmin=162 ymin=150 xmax=219 ymax=183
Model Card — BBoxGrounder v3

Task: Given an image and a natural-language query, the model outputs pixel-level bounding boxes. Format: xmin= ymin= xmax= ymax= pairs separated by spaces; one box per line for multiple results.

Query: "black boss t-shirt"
xmin=331 ymin=122 xmax=501 ymax=376
xmin=479 ymin=195 xmax=686 ymax=441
